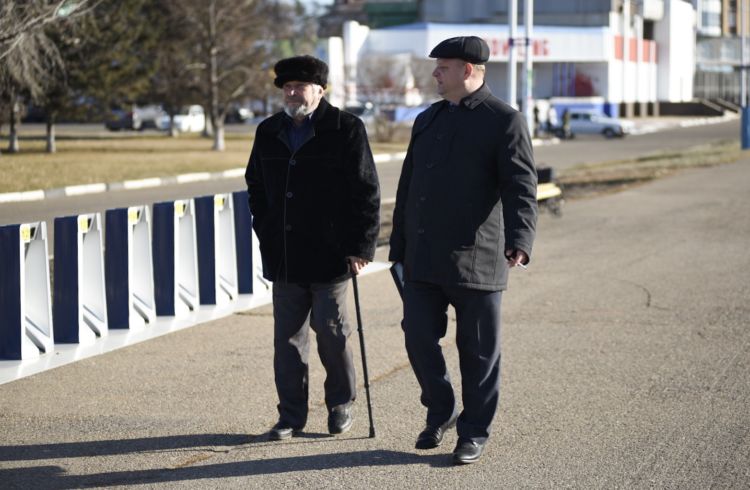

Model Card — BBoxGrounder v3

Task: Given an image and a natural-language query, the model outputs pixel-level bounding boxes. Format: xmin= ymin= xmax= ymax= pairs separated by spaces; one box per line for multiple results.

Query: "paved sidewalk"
xmin=1 ymin=158 xmax=748 ymax=488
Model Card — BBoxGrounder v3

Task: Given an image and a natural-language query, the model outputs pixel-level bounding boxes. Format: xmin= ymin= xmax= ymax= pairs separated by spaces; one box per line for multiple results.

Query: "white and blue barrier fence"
xmin=105 ymin=206 xmax=156 ymax=330
xmin=195 ymin=194 xmax=238 ymax=306
xmin=232 ymin=191 xmax=271 ymax=297
xmin=53 ymin=213 xmax=109 ymax=345
xmin=152 ymin=199 xmax=200 ymax=317
xmin=0 ymin=222 xmax=54 ymax=360
xmin=1 ymin=193 xmax=291 ymax=383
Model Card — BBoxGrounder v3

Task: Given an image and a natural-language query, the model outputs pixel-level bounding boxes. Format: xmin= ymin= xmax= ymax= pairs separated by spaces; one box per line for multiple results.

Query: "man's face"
xmin=432 ymin=58 xmax=467 ymax=99
xmin=282 ymin=81 xmax=323 ymax=119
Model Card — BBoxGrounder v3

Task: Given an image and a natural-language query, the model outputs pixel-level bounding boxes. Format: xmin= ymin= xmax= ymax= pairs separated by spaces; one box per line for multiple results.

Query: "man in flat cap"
xmin=389 ymin=36 xmax=537 ymax=464
xmin=245 ymin=55 xmax=380 ymax=440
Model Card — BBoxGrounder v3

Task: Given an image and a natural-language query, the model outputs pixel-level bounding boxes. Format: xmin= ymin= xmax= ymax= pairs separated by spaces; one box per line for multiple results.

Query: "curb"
xmin=0 ymin=155 xmax=409 ymax=204
xmin=0 ymin=168 xmax=247 ymax=204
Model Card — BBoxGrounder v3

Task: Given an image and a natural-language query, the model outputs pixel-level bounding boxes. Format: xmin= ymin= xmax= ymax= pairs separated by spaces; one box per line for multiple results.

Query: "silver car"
xmin=567 ymin=110 xmax=634 ymax=138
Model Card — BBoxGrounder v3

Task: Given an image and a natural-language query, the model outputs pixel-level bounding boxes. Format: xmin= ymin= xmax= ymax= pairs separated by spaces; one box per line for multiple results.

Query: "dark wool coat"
xmin=245 ymin=98 xmax=380 ymax=283
xmin=389 ymin=84 xmax=537 ymax=291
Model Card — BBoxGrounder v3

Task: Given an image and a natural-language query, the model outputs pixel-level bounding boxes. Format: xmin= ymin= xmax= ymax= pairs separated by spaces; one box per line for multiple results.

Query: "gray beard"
xmin=284 ymin=103 xmax=314 ymax=119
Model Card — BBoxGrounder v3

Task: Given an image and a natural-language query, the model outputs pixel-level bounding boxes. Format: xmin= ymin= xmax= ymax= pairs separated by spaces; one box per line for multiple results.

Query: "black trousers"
xmin=272 ymin=279 xmax=356 ymax=428
xmin=402 ymin=280 xmax=502 ymax=444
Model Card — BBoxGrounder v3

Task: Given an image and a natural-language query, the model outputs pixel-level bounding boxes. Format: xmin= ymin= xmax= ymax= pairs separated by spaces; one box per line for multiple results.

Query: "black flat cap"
xmin=429 ymin=36 xmax=490 ymax=64
xmin=274 ymin=55 xmax=328 ymax=89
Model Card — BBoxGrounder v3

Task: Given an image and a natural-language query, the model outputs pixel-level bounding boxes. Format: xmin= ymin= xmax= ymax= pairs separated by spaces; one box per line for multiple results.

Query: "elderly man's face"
xmin=282 ymin=81 xmax=323 ymax=120
xmin=432 ymin=58 xmax=468 ymax=101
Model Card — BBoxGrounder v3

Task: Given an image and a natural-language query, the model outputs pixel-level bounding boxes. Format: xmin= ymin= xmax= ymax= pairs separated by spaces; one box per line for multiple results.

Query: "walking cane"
xmin=351 ymin=270 xmax=376 ymax=438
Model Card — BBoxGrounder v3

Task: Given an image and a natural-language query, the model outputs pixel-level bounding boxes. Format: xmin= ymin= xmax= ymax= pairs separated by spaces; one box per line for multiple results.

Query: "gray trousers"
xmin=402 ymin=280 xmax=503 ymax=444
xmin=272 ymin=279 xmax=356 ymax=428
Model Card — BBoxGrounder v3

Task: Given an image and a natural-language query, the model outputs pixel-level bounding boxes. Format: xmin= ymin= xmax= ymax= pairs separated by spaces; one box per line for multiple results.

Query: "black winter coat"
xmin=245 ymin=98 xmax=380 ymax=283
xmin=389 ymin=84 xmax=537 ymax=291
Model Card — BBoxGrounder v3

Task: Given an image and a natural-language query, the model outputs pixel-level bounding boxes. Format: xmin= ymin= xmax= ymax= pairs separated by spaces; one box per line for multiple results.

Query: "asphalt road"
xmin=1 ymin=153 xmax=748 ymax=488
xmin=0 ymin=118 xmax=739 ymax=231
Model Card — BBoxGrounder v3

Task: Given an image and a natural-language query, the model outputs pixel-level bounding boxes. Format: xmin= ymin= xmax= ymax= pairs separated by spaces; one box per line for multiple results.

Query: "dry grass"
xmin=0 ymin=131 xmax=409 ymax=193
xmin=0 ymin=134 xmax=252 ymax=193
xmin=559 ymin=139 xmax=744 ymax=200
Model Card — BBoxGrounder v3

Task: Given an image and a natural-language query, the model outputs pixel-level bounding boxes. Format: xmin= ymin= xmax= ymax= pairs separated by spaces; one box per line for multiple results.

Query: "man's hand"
xmin=504 ymin=249 xmax=529 ymax=269
xmin=347 ymin=256 xmax=370 ymax=275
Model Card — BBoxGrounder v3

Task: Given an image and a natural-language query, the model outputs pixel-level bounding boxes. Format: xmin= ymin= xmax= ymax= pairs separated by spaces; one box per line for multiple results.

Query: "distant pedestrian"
xmin=245 ymin=55 xmax=380 ymax=441
xmin=389 ymin=36 xmax=538 ymax=465
xmin=547 ymin=105 xmax=558 ymax=134
xmin=562 ymin=108 xmax=571 ymax=139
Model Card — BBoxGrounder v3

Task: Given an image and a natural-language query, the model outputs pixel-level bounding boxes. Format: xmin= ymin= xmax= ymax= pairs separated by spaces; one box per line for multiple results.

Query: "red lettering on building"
xmin=485 ymin=37 xmax=549 ymax=58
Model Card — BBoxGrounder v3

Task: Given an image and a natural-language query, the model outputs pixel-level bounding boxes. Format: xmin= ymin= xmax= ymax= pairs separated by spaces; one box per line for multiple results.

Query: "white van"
xmin=567 ymin=110 xmax=634 ymax=138
xmin=157 ymin=105 xmax=206 ymax=133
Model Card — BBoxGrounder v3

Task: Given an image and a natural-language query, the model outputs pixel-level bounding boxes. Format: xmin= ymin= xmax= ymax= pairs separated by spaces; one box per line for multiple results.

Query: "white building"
xmin=321 ymin=0 xmax=697 ymax=117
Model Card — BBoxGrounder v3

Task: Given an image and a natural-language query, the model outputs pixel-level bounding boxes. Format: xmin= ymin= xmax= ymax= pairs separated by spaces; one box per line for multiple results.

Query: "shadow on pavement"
xmin=1 ymin=448 xmax=450 ymax=489
xmin=0 ymin=434 xmax=253 ymax=462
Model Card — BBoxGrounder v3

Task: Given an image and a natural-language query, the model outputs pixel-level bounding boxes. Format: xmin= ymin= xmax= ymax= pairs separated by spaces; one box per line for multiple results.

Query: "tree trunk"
xmin=212 ymin=122 xmax=225 ymax=151
xmin=202 ymin=114 xmax=213 ymax=138
xmin=169 ymin=113 xmax=178 ymax=137
xmin=8 ymin=101 xmax=20 ymax=153
xmin=46 ymin=116 xmax=56 ymax=153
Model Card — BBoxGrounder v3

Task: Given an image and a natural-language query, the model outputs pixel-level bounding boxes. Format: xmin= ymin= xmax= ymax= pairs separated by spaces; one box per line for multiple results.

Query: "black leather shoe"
xmin=415 ymin=414 xmax=458 ymax=449
xmin=328 ymin=405 xmax=353 ymax=435
xmin=452 ymin=438 xmax=485 ymax=464
xmin=269 ymin=421 xmax=302 ymax=441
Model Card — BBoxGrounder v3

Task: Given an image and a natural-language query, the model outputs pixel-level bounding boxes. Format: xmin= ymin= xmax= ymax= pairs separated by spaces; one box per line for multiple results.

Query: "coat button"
xmin=419 ymin=196 xmax=426 ymax=202
xmin=417 ymin=228 xmax=425 ymax=234
xmin=426 ymin=163 xmax=435 ymax=169
xmin=286 ymin=192 xmax=293 ymax=198
xmin=285 ymin=224 xmax=292 ymax=231
xmin=289 ymin=159 xmax=296 ymax=166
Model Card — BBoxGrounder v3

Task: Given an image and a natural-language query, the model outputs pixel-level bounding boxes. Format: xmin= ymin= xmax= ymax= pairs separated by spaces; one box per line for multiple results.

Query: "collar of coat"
xmin=260 ymin=98 xmax=340 ymax=137
xmin=414 ymin=83 xmax=493 ymax=133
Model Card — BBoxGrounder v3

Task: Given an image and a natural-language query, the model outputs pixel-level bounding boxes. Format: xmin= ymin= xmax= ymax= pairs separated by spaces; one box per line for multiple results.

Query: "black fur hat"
xmin=273 ymin=55 xmax=328 ymax=89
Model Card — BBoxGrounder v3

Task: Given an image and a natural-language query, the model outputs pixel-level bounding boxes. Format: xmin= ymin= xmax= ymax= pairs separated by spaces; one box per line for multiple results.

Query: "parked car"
xmin=344 ymin=102 xmax=376 ymax=125
xmin=566 ymin=110 xmax=634 ymax=138
xmin=105 ymin=105 xmax=165 ymax=131
xmin=225 ymin=106 xmax=254 ymax=124
xmin=105 ymin=109 xmax=137 ymax=131
xmin=157 ymin=105 xmax=206 ymax=133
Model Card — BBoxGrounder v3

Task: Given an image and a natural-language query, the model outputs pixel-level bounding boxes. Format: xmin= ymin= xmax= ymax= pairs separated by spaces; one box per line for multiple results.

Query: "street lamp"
xmin=741 ymin=0 xmax=750 ymax=148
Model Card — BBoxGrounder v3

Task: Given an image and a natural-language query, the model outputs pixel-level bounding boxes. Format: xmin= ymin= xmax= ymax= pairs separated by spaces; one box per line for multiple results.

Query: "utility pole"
xmin=741 ymin=0 xmax=750 ymax=148
xmin=742 ymin=0 xmax=747 ymax=107
xmin=507 ymin=0 xmax=518 ymax=109
xmin=522 ymin=0 xmax=534 ymax=136
xmin=622 ymin=0 xmax=630 ymax=117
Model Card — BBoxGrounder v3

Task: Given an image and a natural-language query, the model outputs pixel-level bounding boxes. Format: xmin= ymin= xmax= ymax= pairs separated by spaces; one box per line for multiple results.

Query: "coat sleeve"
xmin=498 ymin=111 xmax=538 ymax=260
xmin=343 ymin=119 xmax=381 ymax=261
xmin=244 ymin=128 xmax=267 ymax=237
xmin=388 ymin=132 xmax=415 ymax=263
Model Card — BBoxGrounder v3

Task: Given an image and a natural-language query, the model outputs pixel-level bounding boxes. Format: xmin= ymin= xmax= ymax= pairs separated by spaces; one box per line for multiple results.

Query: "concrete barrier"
xmin=0 ymin=222 xmax=54 ymax=360
xmin=195 ymin=194 xmax=238 ymax=306
xmin=152 ymin=199 xmax=199 ymax=317
xmin=232 ymin=190 xmax=271 ymax=298
xmin=53 ymin=213 xmax=109 ymax=345
xmin=105 ymin=206 xmax=156 ymax=330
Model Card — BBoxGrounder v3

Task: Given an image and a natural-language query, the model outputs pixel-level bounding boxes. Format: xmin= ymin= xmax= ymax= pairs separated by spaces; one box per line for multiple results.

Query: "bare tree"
xmin=357 ymin=53 xmax=427 ymax=142
xmin=0 ymin=0 xmax=96 ymax=154
xmin=0 ymin=0 xmax=95 ymax=58
xmin=166 ymin=0 xmax=298 ymax=151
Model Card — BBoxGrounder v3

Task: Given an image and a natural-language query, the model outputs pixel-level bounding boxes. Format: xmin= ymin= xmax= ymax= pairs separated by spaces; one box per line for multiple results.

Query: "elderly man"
xmin=389 ymin=37 xmax=538 ymax=464
xmin=245 ymin=55 xmax=380 ymax=440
